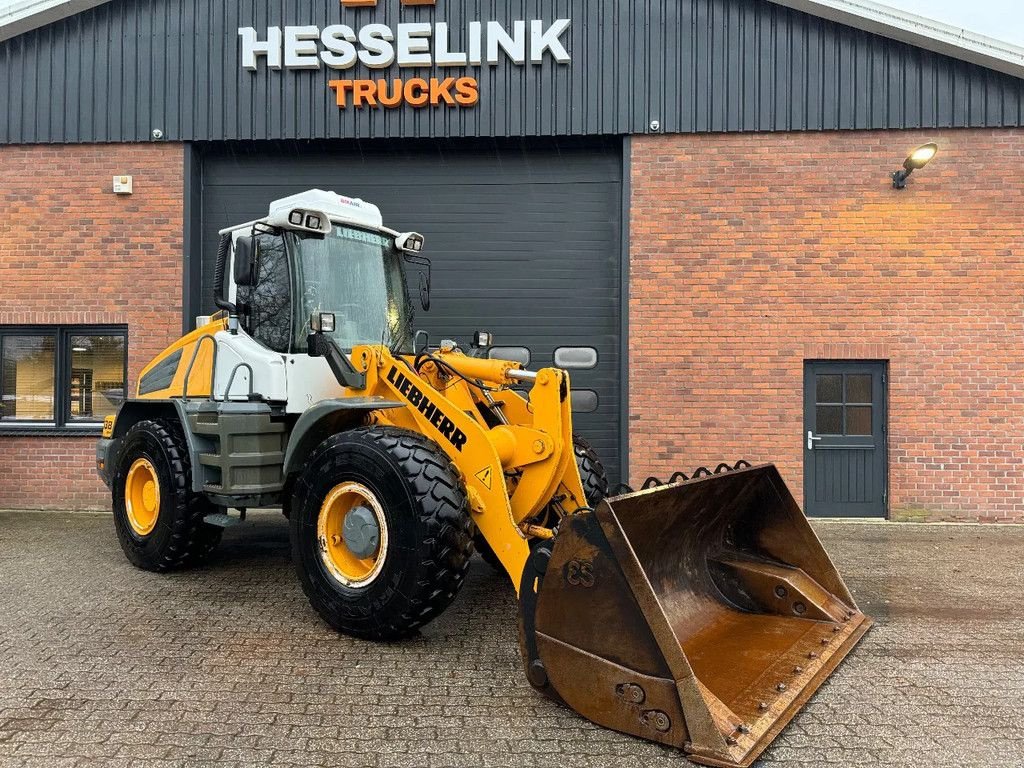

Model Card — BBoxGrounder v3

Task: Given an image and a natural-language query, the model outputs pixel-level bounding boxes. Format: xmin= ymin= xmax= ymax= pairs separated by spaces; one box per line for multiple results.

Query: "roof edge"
xmin=0 ymin=0 xmax=113 ymax=42
xmin=2 ymin=0 xmax=1023 ymax=81
xmin=768 ymin=0 xmax=1024 ymax=79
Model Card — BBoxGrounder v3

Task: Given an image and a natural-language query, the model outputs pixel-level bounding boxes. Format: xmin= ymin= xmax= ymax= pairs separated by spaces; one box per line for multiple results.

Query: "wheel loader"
xmin=96 ymin=189 xmax=871 ymax=767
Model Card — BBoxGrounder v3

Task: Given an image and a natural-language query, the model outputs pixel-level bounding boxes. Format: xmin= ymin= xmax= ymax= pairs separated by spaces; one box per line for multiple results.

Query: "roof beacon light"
xmin=892 ymin=142 xmax=938 ymax=189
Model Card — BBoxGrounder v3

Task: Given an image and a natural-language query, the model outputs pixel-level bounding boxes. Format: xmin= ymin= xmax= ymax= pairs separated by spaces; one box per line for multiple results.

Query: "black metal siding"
xmin=199 ymin=139 xmax=625 ymax=482
xmin=2 ymin=0 xmax=1021 ymax=144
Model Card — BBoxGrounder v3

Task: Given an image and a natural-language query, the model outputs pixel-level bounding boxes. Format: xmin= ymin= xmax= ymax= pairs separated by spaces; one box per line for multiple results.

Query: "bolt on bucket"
xmin=518 ymin=463 xmax=872 ymax=768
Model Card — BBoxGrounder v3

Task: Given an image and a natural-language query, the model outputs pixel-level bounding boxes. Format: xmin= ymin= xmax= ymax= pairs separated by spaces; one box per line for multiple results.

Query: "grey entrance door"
xmin=803 ymin=361 xmax=887 ymax=518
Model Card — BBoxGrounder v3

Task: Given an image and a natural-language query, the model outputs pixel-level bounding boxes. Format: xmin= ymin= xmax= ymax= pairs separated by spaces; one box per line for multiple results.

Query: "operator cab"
xmin=217 ymin=189 xmax=428 ymax=358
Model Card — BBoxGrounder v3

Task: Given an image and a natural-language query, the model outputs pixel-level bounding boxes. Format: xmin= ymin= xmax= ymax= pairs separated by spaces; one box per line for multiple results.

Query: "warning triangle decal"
xmin=475 ymin=466 xmax=493 ymax=490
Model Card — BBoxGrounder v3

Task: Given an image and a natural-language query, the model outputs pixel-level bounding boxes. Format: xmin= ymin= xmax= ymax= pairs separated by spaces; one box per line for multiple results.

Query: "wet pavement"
xmin=1 ymin=511 xmax=1022 ymax=768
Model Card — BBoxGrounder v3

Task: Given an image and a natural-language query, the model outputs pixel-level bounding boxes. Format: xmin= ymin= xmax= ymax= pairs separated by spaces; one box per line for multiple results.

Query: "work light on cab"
xmin=395 ymin=232 xmax=425 ymax=253
xmin=311 ymin=312 xmax=335 ymax=334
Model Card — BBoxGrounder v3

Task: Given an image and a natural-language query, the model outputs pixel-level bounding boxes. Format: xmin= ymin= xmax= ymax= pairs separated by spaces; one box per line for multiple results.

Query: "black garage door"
xmin=198 ymin=140 xmax=624 ymax=483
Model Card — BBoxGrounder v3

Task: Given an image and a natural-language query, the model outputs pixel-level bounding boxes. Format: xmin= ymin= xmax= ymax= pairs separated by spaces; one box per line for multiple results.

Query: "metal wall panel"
xmin=1 ymin=0 xmax=1022 ymax=143
xmin=199 ymin=139 xmax=625 ymax=482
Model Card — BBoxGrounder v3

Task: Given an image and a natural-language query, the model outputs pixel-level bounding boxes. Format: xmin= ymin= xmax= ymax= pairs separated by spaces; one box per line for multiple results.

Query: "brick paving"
xmin=1 ymin=511 xmax=1022 ymax=767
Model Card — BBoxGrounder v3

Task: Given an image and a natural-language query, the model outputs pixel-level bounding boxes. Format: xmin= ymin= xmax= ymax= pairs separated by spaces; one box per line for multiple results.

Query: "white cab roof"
xmin=269 ymin=189 xmax=384 ymax=230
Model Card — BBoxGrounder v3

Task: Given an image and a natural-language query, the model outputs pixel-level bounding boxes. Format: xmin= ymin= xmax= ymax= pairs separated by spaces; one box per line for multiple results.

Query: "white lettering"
xmin=238 ymin=20 xmax=572 ymax=72
xmin=434 ymin=23 xmax=467 ymax=66
xmin=358 ymin=23 xmax=395 ymax=68
xmin=397 ymin=23 xmax=432 ymax=67
xmin=239 ymin=26 xmax=282 ymax=70
xmin=284 ymin=26 xmax=320 ymax=69
xmin=320 ymin=24 xmax=357 ymax=69
xmin=486 ymin=21 xmax=525 ymax=65
xmin=468 ymin=21 xmax=482 ymax=66
xmin=530 ymin=19 xmax=571 ymax=64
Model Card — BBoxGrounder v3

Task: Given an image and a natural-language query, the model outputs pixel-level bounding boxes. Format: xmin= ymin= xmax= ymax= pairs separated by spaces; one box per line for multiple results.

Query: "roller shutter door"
xmin=200 ymin=140 xmax=623 ymax=483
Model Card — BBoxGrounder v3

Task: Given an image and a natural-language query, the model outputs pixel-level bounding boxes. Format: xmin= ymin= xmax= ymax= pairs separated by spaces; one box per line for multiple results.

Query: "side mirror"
xmin=399 ymin=233 xmax=431 ymax=312
xmin=418 ymin=268 xmax=431 ymax=312
xmin=233 ymin=236 xmax=258 ymax=287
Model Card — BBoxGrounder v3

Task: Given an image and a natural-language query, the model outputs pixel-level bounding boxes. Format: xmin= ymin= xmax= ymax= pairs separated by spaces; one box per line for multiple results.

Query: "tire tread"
xmin=294 ymin=426 xmax=472 ymax=640
xmin=113 ymin=419 xmax=220 ymax=572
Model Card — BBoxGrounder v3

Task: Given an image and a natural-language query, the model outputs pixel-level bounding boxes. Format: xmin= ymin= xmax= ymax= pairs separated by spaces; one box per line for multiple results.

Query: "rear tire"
xmin=573 ymin=435 xmax=609 ymax=508
xmin=111 ymin=419 xmax=221 ymax=572
xmin=472 ymin=524 xmax=503 ymax=570
xmin=290 ymin=426 xmax=473 ymax=640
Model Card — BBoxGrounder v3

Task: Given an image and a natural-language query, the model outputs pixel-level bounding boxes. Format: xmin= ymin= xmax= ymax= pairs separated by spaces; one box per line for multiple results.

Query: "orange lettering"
xmin=352 ymin=80 xmax=378 ymax=107
xmin=454 ymin=77 xmax=480 ymax=107
xmin=429 ymin=77 xmax=457 ymax=106
xmin=330 ymin=76 xmax=480 ymax=109
xmin=377 ymin=79 xmax=404 ymax=108
xmin=404 ymin=78 xmax=429 ymax=107
xmin=328 ymin=80 xmax=354 ymax=108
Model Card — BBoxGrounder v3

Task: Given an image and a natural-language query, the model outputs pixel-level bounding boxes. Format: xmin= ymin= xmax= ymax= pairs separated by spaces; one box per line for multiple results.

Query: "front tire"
xmin=290 ymin=426 xmax=473 ymax=640
xmin=111 ymin=419 xmax=221 ymax=572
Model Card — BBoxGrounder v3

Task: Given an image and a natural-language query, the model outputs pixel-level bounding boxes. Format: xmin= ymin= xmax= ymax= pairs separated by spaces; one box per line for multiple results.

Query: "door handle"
xmin=806 ymin=430 xmax=822 ymax=450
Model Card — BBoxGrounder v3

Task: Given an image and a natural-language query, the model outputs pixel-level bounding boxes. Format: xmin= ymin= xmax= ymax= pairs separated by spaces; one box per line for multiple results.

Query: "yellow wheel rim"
xmin=317 ymin=481 xmax=388 ymax=588
xmin=125 ymin=458 xmax=160 ymax=536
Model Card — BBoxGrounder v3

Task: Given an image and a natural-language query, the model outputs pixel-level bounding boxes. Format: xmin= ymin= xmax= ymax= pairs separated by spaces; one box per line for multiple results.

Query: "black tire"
xmin=111 ymin=419 xmax=222 ymax=572
xmin=573 ymin=435 xmax=609 ymax=508
xmin=290 ymin=426 xmax=473 ymax=640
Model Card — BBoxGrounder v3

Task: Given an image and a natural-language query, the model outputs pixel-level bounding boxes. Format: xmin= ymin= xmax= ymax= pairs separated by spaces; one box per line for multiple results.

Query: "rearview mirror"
xmin=233 ymin=236 xmax=258 ymax=287
xmin=418 ymin=269 xmax=431 ymax=312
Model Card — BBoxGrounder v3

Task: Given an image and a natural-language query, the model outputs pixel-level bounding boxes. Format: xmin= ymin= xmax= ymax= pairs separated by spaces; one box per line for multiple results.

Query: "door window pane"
xmin=240 ymin=233 xmax=292 ymax=353
xmin=68 ymin=335 xmax=126 ymax=421
xmin=554 ymin=347 xmax=598 ymax=370
xmin=815 ymin=374 xmax=842 ymax=403
xmin=570 ymin=389 xmax=599 ymax=413
xmin=1 ymin=336 xmax=56 ymax=421
xmin=846 ymin=374 xmax=872 ymax=404
xmin=489 ymin=346 xmax=531 ymax=366
xmin=815 ymin=405 xmax=842 ymax=435
xmin=846 ymin=405 xmax=872 ymax=436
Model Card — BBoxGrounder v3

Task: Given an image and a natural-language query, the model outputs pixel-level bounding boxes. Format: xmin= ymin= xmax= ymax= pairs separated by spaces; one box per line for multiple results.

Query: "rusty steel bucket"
xmin=517 ymin=463 xmax=871 ymax=767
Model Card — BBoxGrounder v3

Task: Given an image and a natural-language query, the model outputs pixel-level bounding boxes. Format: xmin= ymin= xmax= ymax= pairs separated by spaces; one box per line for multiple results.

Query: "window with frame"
xmin=0 ymin=326 xmax=128 ymax=430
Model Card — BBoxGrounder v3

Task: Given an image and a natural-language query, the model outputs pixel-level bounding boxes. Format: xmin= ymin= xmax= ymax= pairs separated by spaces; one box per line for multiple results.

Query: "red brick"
xmin=629 ymin=128 xmax=1024 ymax=523
xmin=0 ymin=143 xmax=184 ymax=510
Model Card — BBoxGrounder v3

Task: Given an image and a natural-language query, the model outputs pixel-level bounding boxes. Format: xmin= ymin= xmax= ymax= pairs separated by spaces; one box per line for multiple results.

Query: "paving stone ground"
xmin=1 ymin=511 xmax=1022 ymax=768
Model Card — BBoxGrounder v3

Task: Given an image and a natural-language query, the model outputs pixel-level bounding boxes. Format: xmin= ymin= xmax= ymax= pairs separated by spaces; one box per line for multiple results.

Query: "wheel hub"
xmin=317 ymin=481 xmax=388 ymax=588
xmin=125 ymin=458 xmax=160 ymax=536
xmin=342 ymin=505 xmax=381 ymax=559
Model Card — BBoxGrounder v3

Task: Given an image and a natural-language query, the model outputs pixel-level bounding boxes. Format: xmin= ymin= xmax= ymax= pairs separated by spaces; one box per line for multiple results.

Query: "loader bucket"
xmin=517 ymin=463 xmax=871 ymax=767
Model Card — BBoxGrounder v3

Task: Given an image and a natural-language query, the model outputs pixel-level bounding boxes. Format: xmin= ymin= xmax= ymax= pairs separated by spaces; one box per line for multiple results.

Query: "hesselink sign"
xmin=237 ymin=0 xmax=571 ymax=109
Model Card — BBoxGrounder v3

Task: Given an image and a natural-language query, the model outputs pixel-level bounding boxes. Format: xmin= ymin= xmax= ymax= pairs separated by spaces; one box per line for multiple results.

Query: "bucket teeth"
xmin=519 ymin=463 xmax=872 ymax=768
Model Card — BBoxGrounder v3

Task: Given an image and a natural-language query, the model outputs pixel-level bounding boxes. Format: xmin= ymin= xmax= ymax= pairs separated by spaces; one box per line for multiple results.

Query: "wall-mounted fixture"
xmin=891 ymin=143 xmax=938 ymax=189
xmin=112 ymin=175 xmax=133 ymax=194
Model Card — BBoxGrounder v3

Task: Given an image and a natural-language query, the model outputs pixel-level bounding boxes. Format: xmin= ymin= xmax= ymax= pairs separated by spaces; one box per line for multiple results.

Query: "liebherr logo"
xmin=387 ymin=366 xmax=468 ymax=452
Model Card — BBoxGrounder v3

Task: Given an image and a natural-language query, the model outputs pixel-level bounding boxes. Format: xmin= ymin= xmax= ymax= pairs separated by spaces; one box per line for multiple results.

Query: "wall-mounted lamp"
xmin=891 ymin=143 xmax=938 ymax=189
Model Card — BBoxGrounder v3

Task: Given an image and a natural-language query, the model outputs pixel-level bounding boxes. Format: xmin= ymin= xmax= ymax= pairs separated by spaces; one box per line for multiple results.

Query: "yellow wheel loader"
xmin=96 ymin=189 xmax=870 ymax=767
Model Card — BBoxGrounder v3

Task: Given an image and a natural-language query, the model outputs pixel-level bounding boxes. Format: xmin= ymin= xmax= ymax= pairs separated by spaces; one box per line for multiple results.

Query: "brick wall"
xmin=629 ymin=128 xmax=1024 ymax=522
xmin=0 ymin=143 xmax=184 ymax=510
